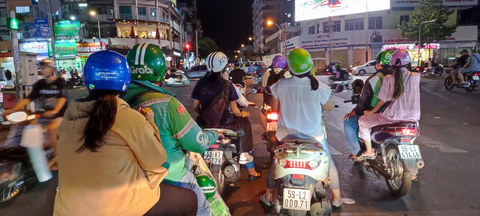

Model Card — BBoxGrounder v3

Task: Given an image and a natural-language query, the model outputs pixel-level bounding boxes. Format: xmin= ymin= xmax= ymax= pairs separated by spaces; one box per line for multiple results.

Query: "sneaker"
xmin=239 ymin=152 xmax=254 ymax=164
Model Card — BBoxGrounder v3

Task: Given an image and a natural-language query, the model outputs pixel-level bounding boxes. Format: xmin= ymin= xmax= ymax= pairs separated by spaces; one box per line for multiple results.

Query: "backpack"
xmin=199 ymin=79 xmax=233 ymax=128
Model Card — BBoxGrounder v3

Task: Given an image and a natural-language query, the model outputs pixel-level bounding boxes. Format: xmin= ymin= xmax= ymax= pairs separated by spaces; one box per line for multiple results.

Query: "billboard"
xmin=392 ymin=0 xmax=478 ymax=7
xmin=295 ymin=0 xmax=391 ymax=22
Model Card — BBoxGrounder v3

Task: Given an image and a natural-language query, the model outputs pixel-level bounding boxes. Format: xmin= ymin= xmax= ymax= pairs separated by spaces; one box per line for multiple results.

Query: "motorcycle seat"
xmin=371 ymin=121 xmax=418 ymax=132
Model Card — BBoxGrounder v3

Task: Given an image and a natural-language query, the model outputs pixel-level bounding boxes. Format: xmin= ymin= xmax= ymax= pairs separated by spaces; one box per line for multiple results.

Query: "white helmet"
xmin=206 ymin=51 xmax=228 ymax=73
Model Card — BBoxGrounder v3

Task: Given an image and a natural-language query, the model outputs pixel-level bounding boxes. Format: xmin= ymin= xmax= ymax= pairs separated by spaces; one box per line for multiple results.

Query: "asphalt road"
xmin=1 ymin=75 xmax=479 ymax=216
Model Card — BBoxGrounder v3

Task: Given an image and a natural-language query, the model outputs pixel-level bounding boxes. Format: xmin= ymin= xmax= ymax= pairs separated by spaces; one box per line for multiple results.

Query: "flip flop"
xmin=355 ymin=152 xmax=376 ymax=161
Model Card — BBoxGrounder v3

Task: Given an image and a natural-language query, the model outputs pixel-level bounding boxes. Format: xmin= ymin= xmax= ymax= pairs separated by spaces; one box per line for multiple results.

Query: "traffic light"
xmin=7 ymin=18 xmax=19 ymax=30
xmin=185 ymin=43 xmax=191 ymax=50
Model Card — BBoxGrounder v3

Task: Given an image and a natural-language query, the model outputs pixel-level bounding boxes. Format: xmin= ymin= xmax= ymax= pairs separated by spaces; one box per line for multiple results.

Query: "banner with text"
xmin=392 ymin=0 xmax=478 ymax=7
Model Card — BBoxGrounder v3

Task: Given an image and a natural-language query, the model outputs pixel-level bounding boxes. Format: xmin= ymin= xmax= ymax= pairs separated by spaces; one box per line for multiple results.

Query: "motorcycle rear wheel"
xmin=465 ymin=80 xmax=476 ymax=92
xmin=287 ymin=209 xmax=307 ymax=216
xmin=385 ymin=145 xmax=412 ymax=197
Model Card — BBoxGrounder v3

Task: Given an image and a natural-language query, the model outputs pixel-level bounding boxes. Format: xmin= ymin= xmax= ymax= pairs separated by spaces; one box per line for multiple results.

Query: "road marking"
xmin=416 ymin=136 xmax=468 ymax=154
xmin=421 ymin=86 xmax=450 ymax=101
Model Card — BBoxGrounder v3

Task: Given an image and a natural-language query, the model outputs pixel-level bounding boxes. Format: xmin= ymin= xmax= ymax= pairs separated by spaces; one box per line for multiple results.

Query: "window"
xmin=400 ymin=15 xmax=409 ymax=24
xmin=323 ymin=21 xmax=340 ymax=32
xmin=308 ymin=25 xmax=315 ymax=35
xmin=119 ymin=6 xmax=132 ymax=19
xmin=150 ymin=8 xmax=156 ymax=17
xmin=317 ymin=23 xmax=320 ymax=33
xmin=73 ymin=8 xmax=83 ymax=15
xmin=345 ymin=18 xmax=364 ymax=31
xmin=368 ymin=17 xmax=382 ymax=29
xmin=16 ymin=6 xmax=30 ymax=15
xmin=138 ymin=7 xmax=147 ymax=16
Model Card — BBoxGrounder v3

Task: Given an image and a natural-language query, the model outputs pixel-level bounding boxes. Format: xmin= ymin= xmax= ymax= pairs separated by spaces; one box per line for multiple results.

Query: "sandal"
xmin=259 ymin=194 xmax=274 ymax=206
xmin=355 ymin=152 xmax=376 ymax=161
xmin=248 ymin=173 xmax=261 ymax=181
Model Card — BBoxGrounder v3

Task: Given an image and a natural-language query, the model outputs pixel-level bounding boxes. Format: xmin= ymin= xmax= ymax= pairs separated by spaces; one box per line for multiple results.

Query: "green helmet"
xmin=376 ymin=50 xmax=394 ymax=68
xmin=287 ymin=48 xmax=314 ymax=75
xmin=126 ymin=43 xmax=167 ymax=82
xmin=196 ymin=175 xmax=216 ymax=200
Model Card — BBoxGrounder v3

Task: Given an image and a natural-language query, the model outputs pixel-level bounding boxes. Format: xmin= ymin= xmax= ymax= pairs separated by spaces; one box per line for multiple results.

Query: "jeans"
xmin=144 ymin=183 xmax=197 ymax=216
xmin=343 ymin=115 xmax=361 ymax=155
xmin=266 ymin=139 xmax=340 ymax=191
xmin=168 ymin=171 xmax=212 ymax=216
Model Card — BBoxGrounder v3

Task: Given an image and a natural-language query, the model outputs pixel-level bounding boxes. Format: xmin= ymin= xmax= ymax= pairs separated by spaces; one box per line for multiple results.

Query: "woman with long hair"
xmin=357 ymin=50 xmax=421 ymax=160
xmin=54 ymin=50 xmax=197 ymax=216
xmin=260 ymin=48 xmax=346 ymax=208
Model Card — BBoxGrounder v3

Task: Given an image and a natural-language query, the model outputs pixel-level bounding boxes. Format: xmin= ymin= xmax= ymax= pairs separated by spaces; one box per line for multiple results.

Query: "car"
xmin=185 ymin=65 xmax=208 ymax=78
xmin=351 ymin=60 xmax=377 ymax=76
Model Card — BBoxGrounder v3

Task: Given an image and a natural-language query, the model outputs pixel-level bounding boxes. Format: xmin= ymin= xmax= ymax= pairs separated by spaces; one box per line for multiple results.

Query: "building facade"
xmin=252 ymin=0 xmax=295 ymax=53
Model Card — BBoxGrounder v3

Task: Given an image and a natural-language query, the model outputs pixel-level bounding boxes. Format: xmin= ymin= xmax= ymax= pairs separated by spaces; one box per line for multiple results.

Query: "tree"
xmin=399 ymin=0 xmax=456 ymax=44
xmin=198 ymin=37 xmax=218 ymax=58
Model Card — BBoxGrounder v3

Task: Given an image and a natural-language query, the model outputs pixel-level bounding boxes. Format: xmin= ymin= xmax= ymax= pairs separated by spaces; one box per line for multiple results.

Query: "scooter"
xmin=165 ymin=71 xmax=191 ymax=87
xmin=444 ymin=71 xmax=478 ymax=92
xmin=252 ymin=71 xmax=263 ymax=85
xmin=0 ymin=111 xmax=55 ymax=207
xmin=262 ymin=109 xmax=332 ymax=216
xmin=343 ymin=80 xmax=424 ymax=197
xmin=423 ymin=65 xmax=448 ymax=78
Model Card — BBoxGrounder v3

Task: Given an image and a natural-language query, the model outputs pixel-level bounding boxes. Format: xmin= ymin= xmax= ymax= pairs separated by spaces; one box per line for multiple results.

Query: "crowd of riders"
xmin=1 ymin=40 xmax=430 ymax=215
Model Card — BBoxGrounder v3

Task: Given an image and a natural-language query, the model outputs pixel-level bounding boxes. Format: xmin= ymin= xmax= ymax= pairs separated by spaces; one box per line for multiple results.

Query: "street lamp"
xmin=241 ymin=44 xmax=244 ymax=48
xmin=248 ymin=37 xmax=253 ymax=41
xmin=418 ymin=19 xmax=437 ymax=66
xmin=90 ymin=11 xmax=102 ymax=49
xmin=70 ymin=16 xmax=75 ymax=20
xmin=266 ymin=20 xmax=284 ymax=55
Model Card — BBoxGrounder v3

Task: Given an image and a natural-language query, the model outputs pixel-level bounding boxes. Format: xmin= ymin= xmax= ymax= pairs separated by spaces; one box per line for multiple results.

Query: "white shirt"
xmin=270 ymin=76 xmax=332 ymax=141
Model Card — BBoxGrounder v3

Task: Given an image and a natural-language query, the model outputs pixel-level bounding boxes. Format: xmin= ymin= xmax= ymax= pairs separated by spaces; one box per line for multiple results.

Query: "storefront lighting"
xmin=79 ymin=3 xmax=87 ymax=7
xmin=70 ymin=16 xmax=75 ymax=20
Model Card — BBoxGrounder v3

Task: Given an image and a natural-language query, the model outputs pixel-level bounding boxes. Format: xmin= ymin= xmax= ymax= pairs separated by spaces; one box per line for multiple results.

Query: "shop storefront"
xmin=77 ymin=42 xmax=107 ymax=73
xmin=49 ymin=40 xmax=80 ymax=71
xmin=382 ymin=43 xmax=440 ymax=67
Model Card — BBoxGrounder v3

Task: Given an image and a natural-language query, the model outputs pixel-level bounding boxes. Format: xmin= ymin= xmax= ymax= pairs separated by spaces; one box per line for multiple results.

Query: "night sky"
xmin=197 ymin=0 xmax=254 ymax=51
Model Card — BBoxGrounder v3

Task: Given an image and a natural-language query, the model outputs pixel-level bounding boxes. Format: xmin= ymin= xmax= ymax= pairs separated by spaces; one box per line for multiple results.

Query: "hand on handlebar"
xmin=241 ymin=111 xmax=250 ymax=118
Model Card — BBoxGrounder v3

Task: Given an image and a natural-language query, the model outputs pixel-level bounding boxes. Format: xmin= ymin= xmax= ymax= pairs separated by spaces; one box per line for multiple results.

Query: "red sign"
xmin=77 ymin=42 xmax=106 ymax=53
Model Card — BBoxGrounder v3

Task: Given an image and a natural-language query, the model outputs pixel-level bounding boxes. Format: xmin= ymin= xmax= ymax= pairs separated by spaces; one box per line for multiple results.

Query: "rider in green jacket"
xmin=123 ymin=43 xmax=219 ymax=216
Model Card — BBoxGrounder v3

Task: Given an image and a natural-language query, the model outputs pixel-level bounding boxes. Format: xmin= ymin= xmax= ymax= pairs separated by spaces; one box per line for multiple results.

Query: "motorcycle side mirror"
xmin=332 ymin=84 xmax=344 ymax=93
xmin=351 ymin=79 xmax=364 ymax=94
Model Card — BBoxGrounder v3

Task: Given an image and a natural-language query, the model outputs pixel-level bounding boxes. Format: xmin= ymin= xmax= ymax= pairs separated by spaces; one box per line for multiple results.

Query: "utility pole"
xmin=10 ymin=11 xmax=21 ymax=99
xmin=365 ymin=0 xmax=369 ymax=63
xmin=328 ymin=16 xmax=335 ymax=62
xmin=194 ymin=0 xmax=199 ymax=64
xmin=46 ymin=0 xmax=56 ymax=64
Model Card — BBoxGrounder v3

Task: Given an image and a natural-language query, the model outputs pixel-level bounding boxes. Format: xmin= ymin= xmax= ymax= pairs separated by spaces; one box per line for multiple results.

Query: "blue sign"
xmin=21 ymin=22 xmax=51 ymax=39
xmin=35 ymin=19 xmax=48 ymax=25
xmin=32 ymin=0 xmax=38 ymax=5
xmin=39 ymin=27 xmax=51 ymax=38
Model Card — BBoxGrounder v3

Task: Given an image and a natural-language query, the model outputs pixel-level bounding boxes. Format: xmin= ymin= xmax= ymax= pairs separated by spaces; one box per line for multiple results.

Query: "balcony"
xmin=109 ymin=37 xmax=171 ymax=49
xmin=120 ymin=14 xmax=133 ymax=20
xmin=97 ymin=14 xmax=114 ymax=22
xmin=172 ymin=21 xmax=181 ymax=32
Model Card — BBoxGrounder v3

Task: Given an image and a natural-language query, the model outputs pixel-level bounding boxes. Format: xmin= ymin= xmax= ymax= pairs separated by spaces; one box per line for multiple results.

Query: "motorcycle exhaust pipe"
xmin=417 ymin=159 xmax=425 ymax=169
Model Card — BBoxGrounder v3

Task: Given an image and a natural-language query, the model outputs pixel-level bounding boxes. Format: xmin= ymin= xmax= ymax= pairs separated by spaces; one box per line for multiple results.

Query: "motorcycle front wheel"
xmin=211 ymin=165 xmax=226 ymax=196
xmin=444 ymin=77 xmax=454 ymax=91
xmin=252 ymin=77 xmax=260 ymax=85
xmin=385 ymin=145 xmax=412 ymax=197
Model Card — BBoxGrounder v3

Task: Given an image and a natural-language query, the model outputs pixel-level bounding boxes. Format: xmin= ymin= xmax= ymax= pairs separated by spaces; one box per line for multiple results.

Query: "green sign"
xmin=48 ymin=41 xmax=77 ymax=58
xmin=54 ymin=20 xmax=80 ymax=36
xmin=7 ymin=18 xmax=19 ymax=30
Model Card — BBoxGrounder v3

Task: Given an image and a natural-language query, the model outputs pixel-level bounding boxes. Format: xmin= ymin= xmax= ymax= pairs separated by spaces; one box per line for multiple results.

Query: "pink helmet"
xmin=390 ymin=50 xmax=411 ymax=67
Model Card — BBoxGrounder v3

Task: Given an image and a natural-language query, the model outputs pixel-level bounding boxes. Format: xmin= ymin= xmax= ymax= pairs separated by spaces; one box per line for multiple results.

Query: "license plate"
xmin=473 ymin=76 xmax=479 ymax=80
xmin=283 ymin=188 xmax=311 ymax=211
xmin=266 ymin=122 xmax=278 ymax=132
xmin=204 ymin=151 xmax=223 ymax=165
xmin=398 ymin=145 xmax=422 ymax=159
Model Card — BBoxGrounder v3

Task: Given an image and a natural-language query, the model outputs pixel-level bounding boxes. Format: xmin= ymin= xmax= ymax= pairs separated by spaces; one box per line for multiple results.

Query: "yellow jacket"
xmin=54 ymin=98 xmax=167 ymax=216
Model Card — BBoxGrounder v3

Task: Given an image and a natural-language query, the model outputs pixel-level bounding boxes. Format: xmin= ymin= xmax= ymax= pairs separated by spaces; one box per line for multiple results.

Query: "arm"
xmin=51 ymin=97 xmax=67 ymax=114
xmin=233 ymin=84 xmax=249 ymax=108
xmin=129 ymin=120 xmax=167 ymax=188
xmin=272 ymin=97 xmax=279 ymax=111
xmin=365 ymin=100 xmax=386 ymax=115
xmin=168 ymin=98 xmax=219 ymax=153
xmin=230 ymin=101 xmax=243 ymax=117
xmin=193 ymin=99 xmax=201 ymax=115
xmin=322 ymin=98 xmax=335 ymax=111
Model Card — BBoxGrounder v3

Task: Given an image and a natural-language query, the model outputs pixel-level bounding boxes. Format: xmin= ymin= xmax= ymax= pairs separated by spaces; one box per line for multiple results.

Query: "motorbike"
xmin=0 ymin=111 xmax=55 ymax=207
xmin=423 ymin=65 xmax=448 ymax=78
xmin=233 ymin=81 xmax=246 ymax=96
xmin=343 ymin=80 xmax=424 ymax=197
xmin=261 ymin=109 xmax=332 ymax=216
xmin=444 ymin=71 xmax=478 ymax=92
xmin=252 ymin=71 xmax=263 ymax=85
xmin=165 ymin=71 xmax=191 ymax=87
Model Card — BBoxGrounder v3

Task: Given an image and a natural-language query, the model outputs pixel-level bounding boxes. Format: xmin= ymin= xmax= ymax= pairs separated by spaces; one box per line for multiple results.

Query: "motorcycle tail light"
xmin=474 ymin=72 xmax=479 ymax=76
xmin=266 ymin=112 xmax=279 ymax=121
xmin=401 ymin=128 xmax=418 ymax=136
xmin=308 ymin=161 xmax=319 ymax=169
xmin=291 ymin=174 xmax=305 ymax=180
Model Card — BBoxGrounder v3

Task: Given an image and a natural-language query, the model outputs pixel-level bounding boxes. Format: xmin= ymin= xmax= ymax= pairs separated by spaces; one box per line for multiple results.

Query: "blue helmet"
xmin=84 ymin=50 xmax=131 ymax=92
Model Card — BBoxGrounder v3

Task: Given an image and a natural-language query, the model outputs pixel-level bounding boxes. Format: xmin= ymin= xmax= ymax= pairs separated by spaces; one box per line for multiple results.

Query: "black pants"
xmin=220 ymin=117 xmax=254 ymax=153
xmin=144 ymin=183 xmax=198 ymax=216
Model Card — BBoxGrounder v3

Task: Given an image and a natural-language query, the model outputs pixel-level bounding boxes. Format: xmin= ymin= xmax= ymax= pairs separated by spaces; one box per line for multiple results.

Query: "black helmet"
xmin=234 ymin=61 xmax=240 ymax=67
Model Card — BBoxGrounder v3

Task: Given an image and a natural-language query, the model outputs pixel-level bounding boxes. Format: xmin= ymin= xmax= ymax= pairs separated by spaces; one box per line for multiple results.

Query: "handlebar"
xmin=344 ymin=100 xmax=352 ymax=103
